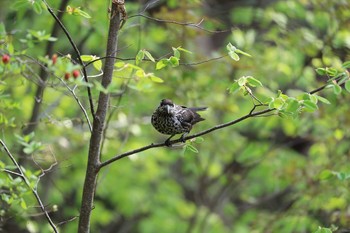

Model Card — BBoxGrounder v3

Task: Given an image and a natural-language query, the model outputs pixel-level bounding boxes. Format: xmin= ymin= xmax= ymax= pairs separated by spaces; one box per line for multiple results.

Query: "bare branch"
xmin=42 ymin=0 xmax=96 ymax=119
xmin=129 ymin=14 xmax=230 ymax=34
xmin=99 ymin=108 xmax=274 ymax=168
xmin=0 ymin=139 xmax=59 ymax=233
xmin=99 ymin=74 xmax=346 ymax=168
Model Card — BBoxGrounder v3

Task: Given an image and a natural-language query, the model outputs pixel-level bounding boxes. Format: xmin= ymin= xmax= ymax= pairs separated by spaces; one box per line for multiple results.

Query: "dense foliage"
xmin=0 ymin=0 xmax=349 ymax=232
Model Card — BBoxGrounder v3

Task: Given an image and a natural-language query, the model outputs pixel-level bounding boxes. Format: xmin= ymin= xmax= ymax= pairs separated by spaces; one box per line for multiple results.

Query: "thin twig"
xmin=99 ymin=73 xmax=348 ymax=168
xmin=130 ymin=14 xmax=230 ymax=34
xmin=0 ymin=140 xmax=59 ymax=233
xmin=84 ymin=54 xmax=227 ymax=69
xmin=42 ymin=0 xmax=96 ymax=119
xmin=99 ymin=108 xmax=273 ymax=168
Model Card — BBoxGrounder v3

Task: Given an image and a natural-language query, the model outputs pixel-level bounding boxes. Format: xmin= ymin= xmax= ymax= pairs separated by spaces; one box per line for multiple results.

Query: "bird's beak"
xmin=166 ymin=105 xmax=171 ymax=114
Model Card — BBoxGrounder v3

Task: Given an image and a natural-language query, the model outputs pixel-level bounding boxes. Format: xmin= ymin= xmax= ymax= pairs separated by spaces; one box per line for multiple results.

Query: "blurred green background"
xmin=0 ymin=0 xmax=350 ymax=232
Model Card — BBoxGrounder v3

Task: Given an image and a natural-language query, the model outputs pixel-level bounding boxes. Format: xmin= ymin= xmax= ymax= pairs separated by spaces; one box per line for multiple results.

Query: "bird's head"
xmin=159 ymin=99 xmax=174 ymax=114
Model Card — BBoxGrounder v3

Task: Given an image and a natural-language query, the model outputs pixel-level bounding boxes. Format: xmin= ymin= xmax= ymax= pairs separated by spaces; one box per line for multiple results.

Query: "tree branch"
xmin=129 ymin=14 xmax=230 ymax=34
xmin=23 ymin=0 xmax=69 ymax=135
xmin=77 ymin=2 xmax=121 ymax=232
xmin=42 ymin=0 xmax=96 ymax=119
xmin=0 ymin=140 xmax=59 ymax=233
xmin=99 ymin=108 xmax=274 ymax=168
xmin=99 ymin=73 xmax=349 ymax=168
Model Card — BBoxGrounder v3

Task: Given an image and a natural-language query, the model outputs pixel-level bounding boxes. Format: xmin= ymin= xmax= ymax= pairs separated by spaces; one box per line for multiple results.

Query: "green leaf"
xmin=309 ymin=94 xmax=318 ymax=104
xmin=156 ymin=59 xmax=168 ymax=70
xmin=315 ymin=68 xmax=326 ymax=75
xmin=237 ymin=76 xmax=247 ymax=86
xmin=342 ymin=60 xmax=350 ymax=69
xmin=135 ymin=50 xmax=145 ymax=65
xmin=77 ymin=9 xmax=91 ymax=19
xmin=228 ymin=51 xmax=240 ymax=61
xmin=226 ymin=42 xmax=236 ymax=52
xmin=270 ymin=97 xmax=285 ymax=110
xmin=314 ymin=227 xmax=332 ymax=233
xmin=285 ymin=98 xmax=300 ymax=112
xmin=235 ymin=48 xmax=252 ymax=57
xmin=185 ymin=144 xmax=199 ymax=153
xmin=33 ymin=1 xmax=42 ymax=14
xmin=345 ymin=80 xmax=350 ymax=93
xmin=80 ymin=55 xmax=93 ymax=62
xmin=326 ymin=67 xmax=338 ymax=77
xmin=318 ymin=170 xmax=334 ymax=180
xmin=177 ymin=47 xmax=192 ymax=54
xmin=144 ymin=50 xmax=155 ymax=62
xmin=193 ymin=137 xmax=204 ymax=143
xmin=315 ymin=95 xmax=331 ymax=104
xmin=228 ymin=82 xmax=240 ymax=93
xmin=20 ymin=198 xmax=27 ymax=210
xmin=335 ymin=172 xmax=350 ymax=181
xmin=93 ymin=59 xmax=102 ymax=71
xmin=11 ymin=0 xmax=30 ymax=10
xmin=173 ymin=48 xmax=181 ymax=59
xmin=246 ymin=76 xmax=262 ymax=87
xmin=332 ymin=84 xmax=342 ymax=95
xmin=169 ymin=56 xmax=179 ymax=67
xmin=149 ymin=75 xmax=164 ymax=83
xmin=303 ymin=100 xmax=318 ymax=111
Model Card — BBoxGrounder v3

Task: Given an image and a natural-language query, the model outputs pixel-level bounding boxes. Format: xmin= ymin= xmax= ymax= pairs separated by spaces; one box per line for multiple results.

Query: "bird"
xmin=151 ymin=99 xmax=207 ymax=146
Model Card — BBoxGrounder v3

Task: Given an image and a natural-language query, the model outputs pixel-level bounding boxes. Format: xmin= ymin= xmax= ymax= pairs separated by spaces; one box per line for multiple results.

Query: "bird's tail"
xmin=190 ymin=107 xmax=207 ymax=124
xmin=189 ymin=107 xmax=207 ymax=112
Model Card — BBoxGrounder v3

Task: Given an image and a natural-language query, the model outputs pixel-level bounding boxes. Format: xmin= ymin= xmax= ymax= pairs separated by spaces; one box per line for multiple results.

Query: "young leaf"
xmin=237 ymin=76 xmax=247 ymax=86
xmin=342 ymin=60 xmax=350 ymax=69
xmin=345 ymin=80 xmax=350 ymax=93
xmin=173 ymin=48 xmax=181 ymax=59
xmin=149 ymin=75 xmax=164 ymax=83
xmin=80 ymin=55 xmax=93 ymax=62
xmin=185 ymin=144 xmax=199 ymax=153
xmin=226 ymin=42 xmax=236 ymax=52
xmin=318 ymin=169 xmax=334 ymax=180
xmin=332 ymin=84 xmax=342 ymax=95
xmin=228 ymin=51 xmax=240 ymax=61
xmin=247 ymin=76 xmax=262 ymax=87
xmin=156 ymin=59 xmax=168 ymax=70
xmin=285 ymin=98 xmax=300 ymax=112
xmin=169 ymin=56 xmax=179 ymax=67
xmin=303 ymin=100 xmax=318 ymax=111
xmin=228 ymin=82 xmax=240 ymax=93
xmin=315 ymin=95 xmax=331 ymax=104
xmin=235 ymin=48 xmax=252 ymax=57
xmin=144 ymin=50 xmax=155 ymax=62
xmin=315 ymin=68 xmax=326 ymax=75
xmin=326 ymin=67 xmax=338 ymax=77
xmin=93 ymin=59 xmax=102 ymax=71
xmin=77 ymin=9 xmax=91 ymax=19
xmin=136 ymin=50 xmax=145 ymax=65
xmin=177 ymin=47 xmax=192 ymax=54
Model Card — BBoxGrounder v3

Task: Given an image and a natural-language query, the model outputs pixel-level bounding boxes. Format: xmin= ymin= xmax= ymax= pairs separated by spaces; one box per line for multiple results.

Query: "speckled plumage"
xmin=151 ymin=99 xmax=207 ymax=145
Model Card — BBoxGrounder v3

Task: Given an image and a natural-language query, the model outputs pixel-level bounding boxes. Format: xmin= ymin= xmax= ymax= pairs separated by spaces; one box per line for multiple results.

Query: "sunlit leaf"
xmin=144 ymin=50 xmax=155 ymax=62
xmin=303 ymin=100 xmax=318 ymax=111
xmin=156 ymin=59 xmax=168 ymax=70
xmin=246 ymin=76 xmax=262 ymax=87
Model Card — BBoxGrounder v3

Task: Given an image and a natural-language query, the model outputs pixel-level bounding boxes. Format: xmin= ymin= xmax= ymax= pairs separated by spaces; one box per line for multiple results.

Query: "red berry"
xmin=2 ymin=54 xmax=10 ymax=64
xmin=64 ymin=72 xmax=71 ymax=80
xmin=52 ymin=54 xmax=57 ymax=65
xmin=72 ymin=70 xmax=80 ymax=79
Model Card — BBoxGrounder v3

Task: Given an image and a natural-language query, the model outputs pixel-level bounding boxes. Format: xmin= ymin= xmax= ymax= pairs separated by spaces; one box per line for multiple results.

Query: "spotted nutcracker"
xmin=151 ymin=99 xmax=207 ymax=146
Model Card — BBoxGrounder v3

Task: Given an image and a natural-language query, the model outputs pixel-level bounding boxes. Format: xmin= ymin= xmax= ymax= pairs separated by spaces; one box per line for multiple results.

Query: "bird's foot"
xmin=180 ymin=133 xmax=187 ymax=143
xmin=164 ymin=138 xmax=172 ymax=147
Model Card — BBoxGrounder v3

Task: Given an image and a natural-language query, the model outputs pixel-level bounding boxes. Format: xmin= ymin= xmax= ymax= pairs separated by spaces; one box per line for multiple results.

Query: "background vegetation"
xmin=0 ymin=0 xmax=350 ymax=232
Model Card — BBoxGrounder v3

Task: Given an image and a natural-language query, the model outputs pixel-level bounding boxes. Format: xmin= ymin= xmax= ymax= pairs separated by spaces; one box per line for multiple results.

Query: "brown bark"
xmin=77 ymin=3 xmax=121 ymax=233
